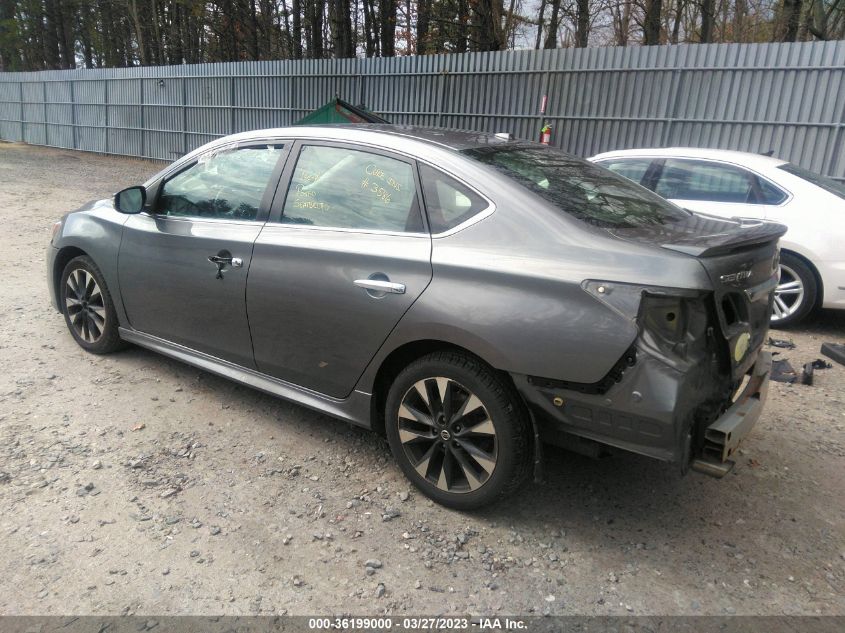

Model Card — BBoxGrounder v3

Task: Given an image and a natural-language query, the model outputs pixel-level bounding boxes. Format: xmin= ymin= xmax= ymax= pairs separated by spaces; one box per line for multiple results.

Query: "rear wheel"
xmin=60 ymin=255 xmax=124 ymax=354
xmin=385 ymin=351 xmax=532 ymax=510
xmin=770 ymin=253 xmax=817 ymax=328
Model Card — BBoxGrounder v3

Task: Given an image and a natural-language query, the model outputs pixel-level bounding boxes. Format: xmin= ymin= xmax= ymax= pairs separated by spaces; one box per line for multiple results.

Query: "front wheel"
xmin=770 ymin=253 xmax=817 ymax=328
xmin=385 ymin=351 xmax=532 ymax=510
xmin=60 ymin=255 xmax=125 ymax=354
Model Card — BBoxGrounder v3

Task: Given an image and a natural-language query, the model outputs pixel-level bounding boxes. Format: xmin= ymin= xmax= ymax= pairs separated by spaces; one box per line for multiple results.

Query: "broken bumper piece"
xmin=692 ymin=351 xmax=772 ymax=477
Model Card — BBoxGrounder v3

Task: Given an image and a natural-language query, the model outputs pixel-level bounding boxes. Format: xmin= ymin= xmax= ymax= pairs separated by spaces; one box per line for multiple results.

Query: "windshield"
xmin=462 ymin=145 xmax=690 ymax=228
xmin=777 ymin=163 xmax=845 ymax=201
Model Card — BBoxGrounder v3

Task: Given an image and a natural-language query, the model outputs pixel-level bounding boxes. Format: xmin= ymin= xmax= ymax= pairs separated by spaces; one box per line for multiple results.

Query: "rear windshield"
xmin=777 ymin=163 xmax=845 ymax=201
xmin=462 ymin=145 xmax=690 ymax=228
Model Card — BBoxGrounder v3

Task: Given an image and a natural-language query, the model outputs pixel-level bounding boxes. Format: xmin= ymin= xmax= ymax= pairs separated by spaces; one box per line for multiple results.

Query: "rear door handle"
xmin=353 ymin=279 xmax=406 ymax=294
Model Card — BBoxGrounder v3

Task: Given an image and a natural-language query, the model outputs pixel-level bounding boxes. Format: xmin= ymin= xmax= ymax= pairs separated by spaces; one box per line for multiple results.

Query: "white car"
xmin=590 ymin=147 xmax=845 ymax=327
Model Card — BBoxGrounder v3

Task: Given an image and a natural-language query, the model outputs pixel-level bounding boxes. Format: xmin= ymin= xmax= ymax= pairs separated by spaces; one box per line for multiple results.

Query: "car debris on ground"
xmin=821 ymin=342 xmax=845 ymax=366
xmin=771 ymin=359 xmax=798 ymax=383
xmin=767 ymin=337 xmax=796 ymax=349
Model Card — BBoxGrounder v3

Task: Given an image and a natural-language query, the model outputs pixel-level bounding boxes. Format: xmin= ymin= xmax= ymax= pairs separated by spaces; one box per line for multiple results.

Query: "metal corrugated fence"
xmin=1 ymin=41 xmax=844 ymax=179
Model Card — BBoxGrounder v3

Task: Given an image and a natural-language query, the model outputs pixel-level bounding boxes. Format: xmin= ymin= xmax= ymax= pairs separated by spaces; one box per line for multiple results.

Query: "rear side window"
xmin=418 ymin=164 xmax=488 ymax=233
xmin=158 ymin=145 xmax=284 ymax=220
xmin=599 ymin=158 xmax=653 ymax=185
xmin=281 ymin=145 xmax=422 ymax=232
xmin=462 ymin=145 xmax=689 ymax=228
xmin=777 ymin=162 xmax=845 ymax=201
xmin=757 ymin=178 xmax=788 ymax=204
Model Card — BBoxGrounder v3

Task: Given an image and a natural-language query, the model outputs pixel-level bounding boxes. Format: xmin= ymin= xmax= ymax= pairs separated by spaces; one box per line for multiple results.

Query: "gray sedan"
xmin=47 ymin=125 xmax=784 ymax=509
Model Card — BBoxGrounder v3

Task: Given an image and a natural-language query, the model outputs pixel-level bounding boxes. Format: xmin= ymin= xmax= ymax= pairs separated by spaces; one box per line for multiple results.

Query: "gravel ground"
xmin=1 ymin=142 xmax=844 ymax=617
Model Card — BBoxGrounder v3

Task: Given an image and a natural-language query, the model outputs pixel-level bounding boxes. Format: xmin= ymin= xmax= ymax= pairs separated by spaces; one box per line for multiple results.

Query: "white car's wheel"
xmin=771 ymin=253 xmax=817 ymax=328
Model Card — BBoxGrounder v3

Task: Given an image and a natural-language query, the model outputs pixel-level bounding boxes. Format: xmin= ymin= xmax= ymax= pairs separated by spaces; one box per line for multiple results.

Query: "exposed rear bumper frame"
xmin=692 ymin=351 xmax=772 ymax=477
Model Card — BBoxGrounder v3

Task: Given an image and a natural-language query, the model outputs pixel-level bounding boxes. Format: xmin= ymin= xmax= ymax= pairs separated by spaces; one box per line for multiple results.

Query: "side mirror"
xmin=114 ymin=186 xmax=146 ymax=214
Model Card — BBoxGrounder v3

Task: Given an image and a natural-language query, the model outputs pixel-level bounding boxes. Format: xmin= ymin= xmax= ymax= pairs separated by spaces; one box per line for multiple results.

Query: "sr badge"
xmin=720 ymin=269 xmax=752 ymax=284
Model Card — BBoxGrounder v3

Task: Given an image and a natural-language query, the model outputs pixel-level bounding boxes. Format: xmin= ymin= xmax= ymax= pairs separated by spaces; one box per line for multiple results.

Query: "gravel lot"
xmin=1 ymin=142 xmax=844 ymax=617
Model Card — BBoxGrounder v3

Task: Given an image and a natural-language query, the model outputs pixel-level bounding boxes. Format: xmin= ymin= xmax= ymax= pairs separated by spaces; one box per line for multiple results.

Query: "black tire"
xmin=60 ymin=255 xmax=125 ymax=354
xmin=385 ymin=351 xmax=532 ymax=510
xmin=770 ymin=252 xmax=817 ymax=328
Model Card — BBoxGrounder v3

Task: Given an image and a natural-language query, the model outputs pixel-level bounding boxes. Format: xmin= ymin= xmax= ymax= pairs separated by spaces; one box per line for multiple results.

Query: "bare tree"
xmin=778 ymin=0 xmax=803 ymax=40
xmin=4 ymin=0 xmax=843 ymax=71
xmin=643 ymin=0 xmax=662 ymax=43
xmin=0 ymin=0 xmax=22 ymax=70
xmin=807 ymin=0 xmax=845 ymax=40
xmin=330 ymin=0 xmax=354 ymax=56
xmin=670 ymin=0 xmax=686 ymax=42
xmin=544 ymin=0 xmax=562 ymax=47
xmin=417 ymin=0 xmax=431 ymax=52
xmin=610 ymin=0 xmax=633 ymax=45
xmin=535 ymin=0 xmax=548 ymax=48
xmin=699 ymin=0 xmax=715 ymax=41
xmin=380 ymin=0 xmax=396 ymax=55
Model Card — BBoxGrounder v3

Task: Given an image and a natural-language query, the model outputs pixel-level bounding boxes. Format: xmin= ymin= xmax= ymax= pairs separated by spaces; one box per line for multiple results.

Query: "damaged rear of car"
xmin=462 ymin=144 xmax=785 ymax=476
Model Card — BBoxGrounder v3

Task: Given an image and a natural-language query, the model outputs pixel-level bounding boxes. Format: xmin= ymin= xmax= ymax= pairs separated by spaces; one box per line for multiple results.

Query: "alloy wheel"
xmin=65 ymin=268 xmax=107 ymax=343
xmin=397 ymin=377 xmax=498 ymax=493
xmin=771 ymin=264 xmax=805 ymax=322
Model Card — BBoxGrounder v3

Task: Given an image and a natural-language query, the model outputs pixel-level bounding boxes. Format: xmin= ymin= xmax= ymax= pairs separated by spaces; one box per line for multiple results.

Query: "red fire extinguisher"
xmin=540 ymin=124 xmax=552 ymax=145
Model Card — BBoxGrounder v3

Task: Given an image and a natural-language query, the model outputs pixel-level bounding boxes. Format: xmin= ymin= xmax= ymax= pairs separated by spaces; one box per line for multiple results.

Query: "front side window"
xmin=655 ymin=159 xmax=758 ymax=204
xmin=463 ymin=145 xmax=689 ymax=229
xmin=281 ymin=145 xmax=422 ymax=232
xmin=418 ymin=164 xmax=488 ymax=233
xmin=599 ymin=158 xmax=654 ymax=186
xmin=158 ymin=145 xmax=285 ymax=220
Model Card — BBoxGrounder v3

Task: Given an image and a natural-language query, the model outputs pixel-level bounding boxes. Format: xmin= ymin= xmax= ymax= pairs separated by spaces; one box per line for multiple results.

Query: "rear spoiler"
xmin=659 ymin=215 xmax=788 ymax=258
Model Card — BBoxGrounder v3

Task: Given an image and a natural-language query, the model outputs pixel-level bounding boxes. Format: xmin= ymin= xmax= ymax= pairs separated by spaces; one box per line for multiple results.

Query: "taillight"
xmin=640 ymin=294 xmax=688 ymax=345
xmin=583 ymin=280 xmax=710 ymax=363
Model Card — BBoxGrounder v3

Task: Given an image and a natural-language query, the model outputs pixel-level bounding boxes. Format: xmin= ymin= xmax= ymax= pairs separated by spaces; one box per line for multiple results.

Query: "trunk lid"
xmin=610 ymin=213 xmax=787 ymax=381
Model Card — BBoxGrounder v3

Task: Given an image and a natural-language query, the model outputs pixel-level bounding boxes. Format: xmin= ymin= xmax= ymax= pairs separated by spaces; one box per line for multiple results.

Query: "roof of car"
xmin=355 ymin=124 xmax=522 ymax=150
xmin=590 ymin=147 xmax=789 ymax=170
xmin=212 ymin=124 xmax=523 ymax=153
xmin=159 ymin=124 xmax=536 ymax=189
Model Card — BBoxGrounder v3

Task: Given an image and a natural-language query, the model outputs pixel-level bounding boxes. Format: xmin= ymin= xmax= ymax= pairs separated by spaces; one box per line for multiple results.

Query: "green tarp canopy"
xmin=294 ymin=98 xmax=389 ymax=125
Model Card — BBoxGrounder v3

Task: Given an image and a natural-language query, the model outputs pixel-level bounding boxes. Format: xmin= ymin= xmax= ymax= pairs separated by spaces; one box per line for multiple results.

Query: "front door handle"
xmin=208 ymin=250 xmax=243 ymax=279
xmin=354 ymin=279 xmax=406 ymax=295
xmin=208 ymin=255 xmax=243 ymax=268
